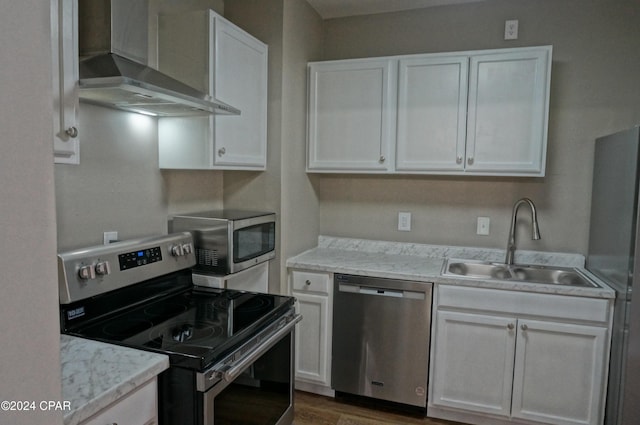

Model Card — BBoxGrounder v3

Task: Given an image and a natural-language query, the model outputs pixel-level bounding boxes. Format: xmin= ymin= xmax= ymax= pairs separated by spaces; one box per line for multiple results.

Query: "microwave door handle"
xmin=214 ymin=315 xmax=301 ymax=382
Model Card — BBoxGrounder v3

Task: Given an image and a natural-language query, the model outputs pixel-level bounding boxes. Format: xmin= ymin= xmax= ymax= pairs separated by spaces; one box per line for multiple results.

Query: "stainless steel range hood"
xmin=78 ymin=0 xmax=239 ymax=117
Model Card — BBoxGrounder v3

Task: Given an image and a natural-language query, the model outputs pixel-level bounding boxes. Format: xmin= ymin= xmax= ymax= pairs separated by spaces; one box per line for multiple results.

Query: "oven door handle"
xmin=214 ymin=314 xmax=302 ymax=383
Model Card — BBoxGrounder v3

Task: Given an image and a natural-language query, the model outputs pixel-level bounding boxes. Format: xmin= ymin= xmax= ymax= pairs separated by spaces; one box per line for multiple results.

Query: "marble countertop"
xmin=286 ymin=236 xmax=615 ymax=299
xmin=60 ymin=335 xmax=169 ymax=425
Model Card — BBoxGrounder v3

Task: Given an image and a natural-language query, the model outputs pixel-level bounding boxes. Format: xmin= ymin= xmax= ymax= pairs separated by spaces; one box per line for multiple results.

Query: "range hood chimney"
xmin=77 ymin=0 xmax=239 ymax=117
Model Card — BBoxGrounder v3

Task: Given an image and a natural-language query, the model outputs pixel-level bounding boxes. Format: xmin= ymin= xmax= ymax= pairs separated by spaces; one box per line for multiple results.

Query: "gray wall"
xmin=280 ymin=0 xmax=323 ymax=290
xmin=53 ymin=0 xmax=640 ymax=296
xmin=55 ymin=104 xmax=225 ymax=250
xmin=315 ymin=0 xmax=640 ymax=255
xmin=224 ymin=0 xmax=324 ymax=292
xmin=0 ymin=1 xmax=62 ymax=424
xmin=56 ymin=0 xmax=226 ymax=250
xmin=224 ymin=0 xmax=286 ymax=292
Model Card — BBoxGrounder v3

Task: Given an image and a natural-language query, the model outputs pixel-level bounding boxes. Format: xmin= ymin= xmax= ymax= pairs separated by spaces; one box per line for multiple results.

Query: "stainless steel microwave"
xmin=170 ymin=210 xmax=276 ymax=275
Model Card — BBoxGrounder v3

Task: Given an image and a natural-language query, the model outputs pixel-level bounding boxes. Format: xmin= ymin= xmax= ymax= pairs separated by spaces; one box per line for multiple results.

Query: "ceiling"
xmin=306 ymin=0 xmax=487 ymax=19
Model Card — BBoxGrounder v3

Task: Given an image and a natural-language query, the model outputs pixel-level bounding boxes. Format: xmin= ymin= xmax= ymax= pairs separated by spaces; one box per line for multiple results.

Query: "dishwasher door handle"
xmin=359 ymin=287 xmax=403 ymax=298
xmin=338 ymin=283 xmax=425 ymax=299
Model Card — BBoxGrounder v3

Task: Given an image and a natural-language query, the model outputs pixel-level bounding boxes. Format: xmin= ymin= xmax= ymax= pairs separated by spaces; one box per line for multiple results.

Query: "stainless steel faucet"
xmin=505 ymin=198 xmax=541 ymax=265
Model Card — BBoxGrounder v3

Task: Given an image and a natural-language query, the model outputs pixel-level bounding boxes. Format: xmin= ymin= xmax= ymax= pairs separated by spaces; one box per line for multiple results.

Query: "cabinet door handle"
xmin=521 ymin=324 xmax=528 ymax=331
xmin=467 ymin=157 xmax=474 ymax=165
xmin=305 ymin=279 xmax=311 ymax=286
xmin=507 ymin=323 xmax=515 ymax=330
xmin=456 ymin=156 xmax=463 ymax=164
xmin=379 ymin=155 xmax=386 ymax=163
xmin=65 ymin=126 xmax=78 ymax=138
xmin=218 ymin=147 xmax=226 ymax=156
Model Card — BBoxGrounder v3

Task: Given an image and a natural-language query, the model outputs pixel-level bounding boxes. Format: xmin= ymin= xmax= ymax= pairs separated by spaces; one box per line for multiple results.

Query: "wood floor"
xmin=294 ymin=391 xmax=464 ymax=425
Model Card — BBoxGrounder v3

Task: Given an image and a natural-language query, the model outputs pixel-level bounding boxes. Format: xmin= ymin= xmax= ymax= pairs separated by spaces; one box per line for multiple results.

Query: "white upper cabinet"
xmin=52 ymin=0 xmax=80 ymax=165
xmin=396 ymin=55 xmax=468 ymax=172
xmin=307 ymin=59 xmax=396 ymax=172
xmin=158 ymin=10 xmax=268 ymax=170
xmin=307 ymin=46 xmax=552 ymax=176
xmin=466 ymin=49 xmax=551 ymax=175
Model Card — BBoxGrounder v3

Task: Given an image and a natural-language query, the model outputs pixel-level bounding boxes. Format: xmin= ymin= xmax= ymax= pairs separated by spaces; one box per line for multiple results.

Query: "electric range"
xmin=58 ymin=232 xmax=299 ymax=425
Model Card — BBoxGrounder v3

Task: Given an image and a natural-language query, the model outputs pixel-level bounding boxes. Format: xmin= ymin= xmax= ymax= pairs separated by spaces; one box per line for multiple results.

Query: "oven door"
xmin=201 ymin=315 xmax=300 ymax=425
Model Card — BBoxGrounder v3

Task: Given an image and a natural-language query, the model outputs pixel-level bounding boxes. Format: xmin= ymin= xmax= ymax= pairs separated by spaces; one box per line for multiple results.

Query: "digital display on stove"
xmin=118 ymin=246 xmax=162 ymax=271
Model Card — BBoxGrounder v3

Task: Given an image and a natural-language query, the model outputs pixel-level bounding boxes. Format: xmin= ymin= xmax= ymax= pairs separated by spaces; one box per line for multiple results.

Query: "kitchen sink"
xmin=442 ymin=259 xmax=599 ymax=287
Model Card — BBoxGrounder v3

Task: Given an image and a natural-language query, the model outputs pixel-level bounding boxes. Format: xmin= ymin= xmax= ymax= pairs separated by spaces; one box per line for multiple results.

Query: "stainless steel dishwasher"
xmin=331 ymin=273 xmax=433 ymax=410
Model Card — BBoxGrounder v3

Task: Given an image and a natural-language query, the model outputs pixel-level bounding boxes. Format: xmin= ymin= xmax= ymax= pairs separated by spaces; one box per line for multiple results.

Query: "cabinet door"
xmin=293 ymin=291 xmax=331 ymax=386
xmin=51 ymin=0 xmax=80 ymax=164
xmin=396 ymin=56 xmax=468 ymax=172
xmin=307 ymin=59 xmax=395 ymax=171
xmin=466 ymin=47 xmax=551 ymax=175
xmin=511 ymin=319 xmax=608 ymax=425
xmin=430 ymin=310 xmax=515 ymax=417
xmin=213 ymin=16 xmax=268 ymax=168
xmin=157 ymin=10 xmax=267 ymax=170
xmin=80 ymin=378 xmax=157 ymax=425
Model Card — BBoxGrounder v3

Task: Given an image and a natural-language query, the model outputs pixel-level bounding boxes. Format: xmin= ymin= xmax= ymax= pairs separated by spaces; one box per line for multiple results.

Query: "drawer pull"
xmin=305 ymin=280 xmax=311 ymax=286
xmin=507 ymin=323 xmax=515 ymax=330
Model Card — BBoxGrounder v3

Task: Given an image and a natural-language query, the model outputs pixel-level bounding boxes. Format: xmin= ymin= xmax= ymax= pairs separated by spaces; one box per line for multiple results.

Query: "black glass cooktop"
xmin=62 ymin=276 xmax=294 ymax=371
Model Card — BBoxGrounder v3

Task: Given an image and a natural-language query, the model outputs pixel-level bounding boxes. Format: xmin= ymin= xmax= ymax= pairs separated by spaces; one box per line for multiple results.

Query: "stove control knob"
xmin=95 ymin=261 xmax=111 ymax=276
xmin=182 ymin=243 xmax=193 ymax=255
xmin=78 ymin=264 xmax=96 ymax=280
xmin=170 ymin=244 xmax=184 ymax=257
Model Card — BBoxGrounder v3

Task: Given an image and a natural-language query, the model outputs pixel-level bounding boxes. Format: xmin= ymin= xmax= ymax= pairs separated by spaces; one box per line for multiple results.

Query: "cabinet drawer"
xmin=81 ymin=378 xmax=157 ymax=425
xmin=291 ymin=270 xmax=331 ymax=294
xmin=437 ymin=284 xmax=610 ymax=323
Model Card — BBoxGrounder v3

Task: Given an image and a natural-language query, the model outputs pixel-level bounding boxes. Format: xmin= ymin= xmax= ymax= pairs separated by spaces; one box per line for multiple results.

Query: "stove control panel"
xmin=119 ymin=246 xmax=163 ymax=271
xmin=58 ymin=232 xmax=196 ymax=304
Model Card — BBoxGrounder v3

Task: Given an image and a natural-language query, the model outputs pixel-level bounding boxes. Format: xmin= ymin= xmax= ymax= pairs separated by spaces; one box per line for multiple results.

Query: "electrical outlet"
xmin=477 ymin=217 xmax=490 ymax=235
xmin=103 ymin=231 xmax=118 ymax=245
xmin=504 ymin=19 xmax=519 ymax=40
xmin=398 ymin=212 xmax=412 ymax=232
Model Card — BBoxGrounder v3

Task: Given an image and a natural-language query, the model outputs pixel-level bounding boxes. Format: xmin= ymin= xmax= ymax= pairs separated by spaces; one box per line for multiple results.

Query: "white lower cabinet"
xmin=429 ymin=285 xmax=612 ymax=425
xmin=290 ymin=269 xmax=333 ymax=395
xmin=432 ymin=311 xmax=516 ymax=417
xmin=80 ymin=378 xmax=158 ymax=425
xmin=511 ymin=319 xmax=608 ymax=425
